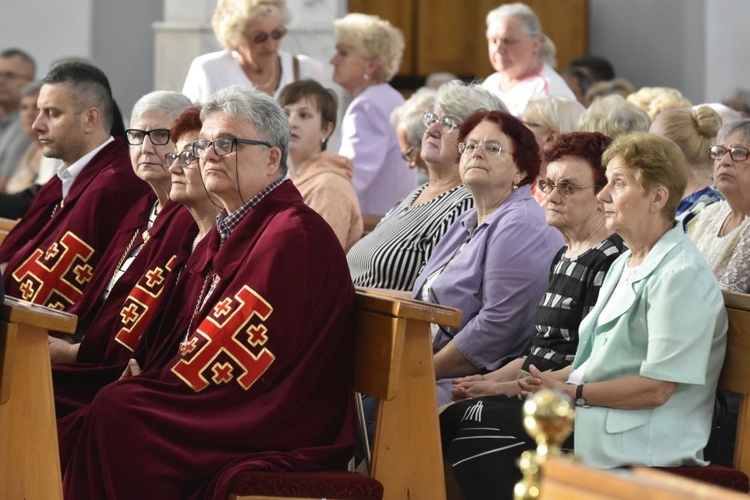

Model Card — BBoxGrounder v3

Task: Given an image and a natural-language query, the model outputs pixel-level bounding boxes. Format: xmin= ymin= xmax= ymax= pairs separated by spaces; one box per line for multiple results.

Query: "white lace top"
xmin=690 ymin=201 xmax=750 ymax=293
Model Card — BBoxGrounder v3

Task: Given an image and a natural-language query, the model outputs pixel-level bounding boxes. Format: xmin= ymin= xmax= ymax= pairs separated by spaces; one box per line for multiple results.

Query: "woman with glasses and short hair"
xmin=182 ymin=0 xmax=324 ymax=102
xmin=690 ymin=119 xmax=750 ymax=292
xmin=390 ymin=87 xmax=437 ymax=184
xmin=346 ymin=81 xmax=504 ymax=291
xmin=411 ymin=109 xmax=564 ymax=407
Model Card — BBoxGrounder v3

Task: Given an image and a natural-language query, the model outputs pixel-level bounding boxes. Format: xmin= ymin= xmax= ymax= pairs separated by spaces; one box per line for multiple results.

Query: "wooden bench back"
xmin=720 ymin=290 xmax=750 ymax=476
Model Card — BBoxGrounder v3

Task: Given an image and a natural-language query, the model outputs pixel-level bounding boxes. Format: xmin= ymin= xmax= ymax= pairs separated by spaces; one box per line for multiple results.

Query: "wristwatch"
xmin=575 ymin=384 xmax=588 ymax=407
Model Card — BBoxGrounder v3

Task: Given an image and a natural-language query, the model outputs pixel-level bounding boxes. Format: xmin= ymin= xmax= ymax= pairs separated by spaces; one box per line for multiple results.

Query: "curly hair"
xmin=212 ymin=0 xmax=291 ymax=51
xmin=333 ymin=13 xmax=404 ymax=83
xmin=458 ymin=110 xmax=541 ymax=187
xmin=544 ymin=132 xmax=612 ymax=186
xmin=627 ymin=86 xmax=692 ymax=121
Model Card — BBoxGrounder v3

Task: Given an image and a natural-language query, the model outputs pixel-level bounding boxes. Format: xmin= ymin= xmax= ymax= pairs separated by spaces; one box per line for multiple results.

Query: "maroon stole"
xmin=0 ymin=138 xmax=150 ymax=310
xmin=52 ymin=202 xmax=198 ymax=417
xmin=61 ymin=181 xmax=357 ymax=500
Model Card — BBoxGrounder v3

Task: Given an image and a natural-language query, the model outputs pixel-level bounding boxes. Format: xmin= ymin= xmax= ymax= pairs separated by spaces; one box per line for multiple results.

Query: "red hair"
xmin=171 ymin=106 xmax=202 ymax=143
xmin=458 ymin=110 xmax=540 ymax=186
xmin=544 ymin=132 xmax=612 ymax=186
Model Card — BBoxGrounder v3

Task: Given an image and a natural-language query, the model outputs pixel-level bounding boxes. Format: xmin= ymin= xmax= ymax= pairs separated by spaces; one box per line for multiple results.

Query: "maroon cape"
xmin=62 ymin=181 xmax=357 ymax=500
xmin=0 ymin=138 xmax=150 ymax=310
xmin=52 ymin=200 xmax=198 ymax=417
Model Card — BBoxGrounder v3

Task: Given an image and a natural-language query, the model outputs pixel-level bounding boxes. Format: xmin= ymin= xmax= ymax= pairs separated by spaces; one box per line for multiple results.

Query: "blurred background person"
xmin=579 ymin=94 xmax=651 ymax=139
xmin=413 ymin=109 xmax=564 ymax=405
xmin=585 ymin=77 xmax=635 ymax=104
xmin=559 ymin=65 xmax=593 ymax=106
xmin=278 ymin=79 xmax=362 ymax=250
xmin=331 ymin=13 xmax=416 ymax=214
xmin=0 ymin=48 xmax=36 ymax=190
xmin=482 ymin=3 xmax=575 ymax=116
xmin=521 ymin=96 xmax=585 ymax=203
xmin=649 ymin=105 xmax=723 ymax=230
xmin=569 ymin=54 xmax=616 ymax=83
xmin=182 ymin=0 xmax=324 ymax=102
xmin=390 ymin=86 xmax=436 ymax=185
xmin=690 ymin=119 xmax=750 ymax=293
xmin=627 ymin=86 xmax=692 ymax=121
xmin=4 ymin=80 xmax=42 ymax=194
xmin=347 ymin=82 xmax=504 ymax=291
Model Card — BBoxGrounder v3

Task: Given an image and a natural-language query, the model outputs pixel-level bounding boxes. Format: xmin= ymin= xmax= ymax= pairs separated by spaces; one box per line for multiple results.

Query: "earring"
xmin=363 ymin=73 xmax=370 ymax=80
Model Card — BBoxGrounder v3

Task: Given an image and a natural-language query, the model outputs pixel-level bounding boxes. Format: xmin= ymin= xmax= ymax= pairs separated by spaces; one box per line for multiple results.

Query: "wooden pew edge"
xmin=0 ymin=297 xmax=77 ymax=334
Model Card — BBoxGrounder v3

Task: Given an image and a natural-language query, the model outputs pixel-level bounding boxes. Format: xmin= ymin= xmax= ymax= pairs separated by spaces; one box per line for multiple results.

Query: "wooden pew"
xmin=719 ymin=290 xmax=750 ymax=478
xmin=0 ymin=296 xmax=77 ymax=500
xmin=229 ymin=288 xmax=462 ymax=500
xmin=541 ymin=457 xmax=747 ymax=499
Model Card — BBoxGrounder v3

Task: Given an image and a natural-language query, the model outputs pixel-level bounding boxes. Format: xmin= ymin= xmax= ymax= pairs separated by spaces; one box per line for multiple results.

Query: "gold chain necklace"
xmin=180 ymin=267 xmax=213 ymax=355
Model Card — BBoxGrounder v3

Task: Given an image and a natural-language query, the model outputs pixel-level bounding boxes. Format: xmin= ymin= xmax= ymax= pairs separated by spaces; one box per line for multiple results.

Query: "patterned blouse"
xmin=690 ymin=200 xmax=750 ymax=293
xmin=522 ymin=233 xmax=627 ymax=372
xmin=676 ymin=185 xmax=723 ymax=232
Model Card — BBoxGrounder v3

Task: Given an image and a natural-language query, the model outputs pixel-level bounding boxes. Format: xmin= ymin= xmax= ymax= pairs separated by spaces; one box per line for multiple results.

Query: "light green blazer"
xmin=572 ymin=224 xmax=727 ymax=468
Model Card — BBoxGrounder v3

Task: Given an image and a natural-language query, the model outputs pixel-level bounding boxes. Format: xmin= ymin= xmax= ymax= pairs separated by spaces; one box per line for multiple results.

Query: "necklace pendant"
xmin=142 ymin=230 xmax=150 ymax=243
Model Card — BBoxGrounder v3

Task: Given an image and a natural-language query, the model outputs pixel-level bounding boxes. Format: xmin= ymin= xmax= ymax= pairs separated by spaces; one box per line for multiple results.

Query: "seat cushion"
xmin=229 ymin=470 xmax=384 ymax=499
xmin=658 ymin=464 xmax=750 ymax=493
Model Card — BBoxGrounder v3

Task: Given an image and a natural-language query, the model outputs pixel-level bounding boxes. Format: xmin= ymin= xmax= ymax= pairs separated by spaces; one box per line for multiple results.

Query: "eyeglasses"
xmin=125 ymin=128 xmax=171 ymax=146
xmin=401 ymin=145 xmax=417 ymax=162
xmin=248 ymin=26 xmax=287 ymax=45
xmin=165 ymin=151 xmax=197 ymax=168
xmin=458 ymin=142 xmax=511 ymax=156
xmin=0 ymin=71 xmax=33 ymax=81
xmin=710 ymin=145 xmax=749 ymax=162
xmin=192 ymin=137 xmax=273 ymax=159
xmin=538 ymin=179 xmax=599 ymax=197
xmin=422 ymin=111 xmax=459 ymax=133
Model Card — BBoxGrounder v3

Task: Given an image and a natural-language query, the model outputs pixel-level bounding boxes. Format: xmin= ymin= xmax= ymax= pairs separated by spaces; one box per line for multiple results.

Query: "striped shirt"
xmin=347 ymin=183 xmax=474 ymax=291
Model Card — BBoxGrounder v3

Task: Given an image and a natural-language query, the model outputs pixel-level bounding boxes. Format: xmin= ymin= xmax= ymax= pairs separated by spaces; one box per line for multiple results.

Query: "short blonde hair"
xmin=579 ymin=94 xmax=651 ymax=139
xmin=334 ymin=13 xmax=404 ymax=83
xmin=602 ymin=132 xmax=687 ymax=220
xmin=525 ymin=96 xmax=585 ymax=135
xmin=212 ymin=0 xmax=291 ymax=51
xmin=627 ymin=86 xmax=692 ymax=121
xmin=650 ymin=105 xmax=720 ymax=167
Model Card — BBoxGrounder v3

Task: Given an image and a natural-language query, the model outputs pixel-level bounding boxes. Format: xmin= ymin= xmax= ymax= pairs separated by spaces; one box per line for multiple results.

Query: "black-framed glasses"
xmin=248 ymin=26 xmax=287 ymax=45
xmin=125 ymin=128 xmax=171 ymax=146
xmin=710 ymin=145 xmax=749 ymax=162
xmin=192 ymin=137 xmax=273 ymax=159
xmin=538 ymin=179 xmax=600 ymax=197
xmin=401 ymin=145 xmax=417 ymax=162
xmin=458 ymin=141 xmax=511 ymax=156
xmin=165 ymin=151 xmax=197 ymax=168
xmin=422 ymin=111 xmax=459 ymax=133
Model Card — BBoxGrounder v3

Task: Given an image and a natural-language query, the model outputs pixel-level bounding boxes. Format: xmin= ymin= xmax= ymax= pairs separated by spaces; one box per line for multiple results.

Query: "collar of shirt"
xmin=216 ymin=177 xmax=285 ymax=244
xmin=57 ymin=136 xmax=114 ymax=198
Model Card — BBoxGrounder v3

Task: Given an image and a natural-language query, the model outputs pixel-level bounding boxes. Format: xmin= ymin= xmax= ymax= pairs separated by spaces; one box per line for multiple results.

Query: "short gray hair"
xmin=391 ymin=87 xmax=436 ymax=147
xmin=717 ymin=118 xmax=750 ymax=146
xmin=130 ymin=91 xmax=192 ymax=126
xmin=525 ymin=96 xmax=585 ymax=134
xmin=486 ymin=2 xmax=543 ymax=38
xmin=435 ymin=80 xmax=508 ymax=121
xmin=579 ymin=94 xmax=651 ymax=139
xmin=201 ymin=85 xmax=290 ymax=176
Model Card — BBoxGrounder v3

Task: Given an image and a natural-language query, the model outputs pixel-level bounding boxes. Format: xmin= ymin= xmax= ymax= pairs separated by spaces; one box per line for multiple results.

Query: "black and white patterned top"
xmin=522 ymin=233 xmax=627 ymax=372
xmin=346 ymin=183 xmax=474 ymax=291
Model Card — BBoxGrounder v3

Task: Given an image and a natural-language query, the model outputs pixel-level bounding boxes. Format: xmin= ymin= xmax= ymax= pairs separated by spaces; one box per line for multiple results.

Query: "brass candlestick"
xmin=513 ymin=388 xmax=575 ymax=500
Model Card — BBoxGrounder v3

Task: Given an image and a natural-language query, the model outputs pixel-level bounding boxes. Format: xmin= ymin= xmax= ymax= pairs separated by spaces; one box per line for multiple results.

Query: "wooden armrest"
xmin=1 ymin=296 xmax=77 ymax=334
xmin=355 ymin=288 xmax=462 ymax=329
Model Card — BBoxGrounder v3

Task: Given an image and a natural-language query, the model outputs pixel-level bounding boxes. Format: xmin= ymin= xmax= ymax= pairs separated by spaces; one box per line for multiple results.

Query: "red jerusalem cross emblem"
xmin=114 ymin=255 xmax=177 ymax=352
xmin=171 ymin=285 xmax=275 ymax=392
xmin=11 ymin=231 xmax=95 ymax=309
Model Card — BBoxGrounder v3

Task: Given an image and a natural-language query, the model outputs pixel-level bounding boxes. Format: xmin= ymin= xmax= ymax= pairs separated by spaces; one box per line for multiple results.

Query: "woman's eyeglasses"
xmin=710 ymin=145 xmax=749 ymax=162
xmin=165 ymin=151 xmax=197 ymax=168
xmin=538 ymin=179 xmax=599 ymax=197
xmin=401 ymin=145 xmax=417 ymax=162
xmin=125 ymin=129 xmax=171 ymax=146
xmin=422 ymin=111 xmax=459 ymax=133
xmin=458 ymin=142 xmax=511 ymax=156
xmin=248 ymin=27 xmax=287 ymax=45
